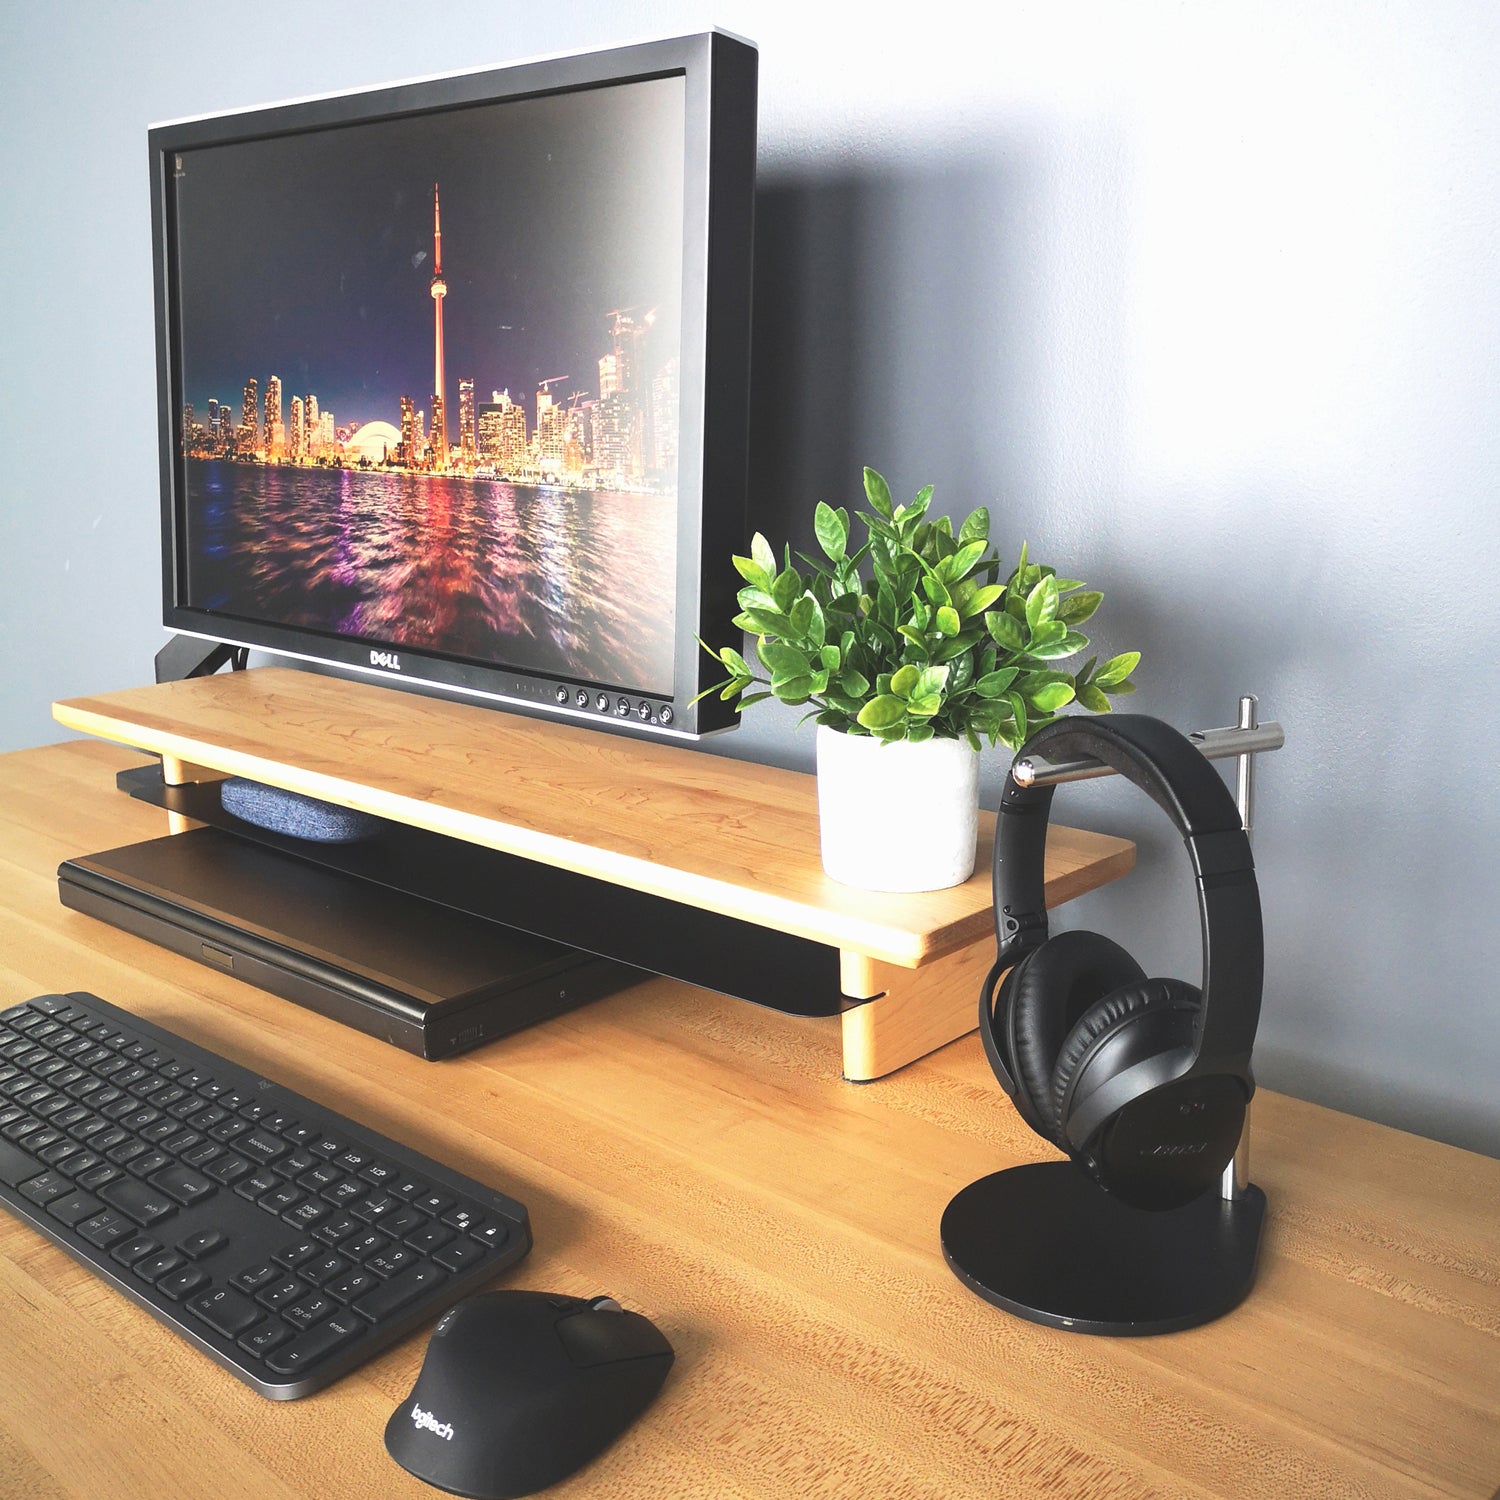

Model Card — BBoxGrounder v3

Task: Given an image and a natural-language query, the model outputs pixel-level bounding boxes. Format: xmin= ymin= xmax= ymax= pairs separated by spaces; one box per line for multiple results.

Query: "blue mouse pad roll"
xmin=220 ymin=777 xmax=382 ymax=845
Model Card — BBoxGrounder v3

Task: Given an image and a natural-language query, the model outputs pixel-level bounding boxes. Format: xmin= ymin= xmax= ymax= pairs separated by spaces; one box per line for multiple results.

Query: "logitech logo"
xmin=412 ymin=1404 xmax=455 ymax=1441
xmin=371 ymin=649 xmax=402 ymax=672
xmin=1147 ymin=1142 xmax=1208 ymax=1157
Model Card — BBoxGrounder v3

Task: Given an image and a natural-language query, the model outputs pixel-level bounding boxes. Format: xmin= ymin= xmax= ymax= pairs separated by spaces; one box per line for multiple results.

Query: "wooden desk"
xmin=2 ymin=740 xmax=1497 ymax=1499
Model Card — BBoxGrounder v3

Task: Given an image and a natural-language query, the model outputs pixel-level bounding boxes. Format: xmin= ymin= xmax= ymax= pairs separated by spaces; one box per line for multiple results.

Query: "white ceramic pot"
xmin=815 ymin=723 xmax=980 ymax=892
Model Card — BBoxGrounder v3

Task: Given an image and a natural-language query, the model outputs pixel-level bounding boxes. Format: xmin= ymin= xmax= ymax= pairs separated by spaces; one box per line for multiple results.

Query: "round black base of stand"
xmin=941 ymin=1162 xmax=1267 ymax=1336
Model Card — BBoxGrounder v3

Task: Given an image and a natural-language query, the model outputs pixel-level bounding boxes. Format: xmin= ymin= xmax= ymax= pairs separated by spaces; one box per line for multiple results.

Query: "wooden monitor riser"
xmin=53 ymin=667 xmax=1134 ymax=1079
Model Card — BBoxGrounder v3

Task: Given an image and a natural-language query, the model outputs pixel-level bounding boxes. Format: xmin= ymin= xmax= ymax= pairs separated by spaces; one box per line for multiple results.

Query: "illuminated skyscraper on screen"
xmin=430 ymin=183 xmax=448 ymax=467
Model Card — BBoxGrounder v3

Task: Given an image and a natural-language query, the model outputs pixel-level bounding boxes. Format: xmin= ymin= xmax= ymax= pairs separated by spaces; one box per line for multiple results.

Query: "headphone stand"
xmin=941 ymin=1161 xmax=1266 ymax=1335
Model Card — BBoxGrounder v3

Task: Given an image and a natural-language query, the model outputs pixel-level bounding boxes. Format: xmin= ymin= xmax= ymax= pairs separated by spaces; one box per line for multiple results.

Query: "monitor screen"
xmin=151 ymin=33 xmax=756 ymax=737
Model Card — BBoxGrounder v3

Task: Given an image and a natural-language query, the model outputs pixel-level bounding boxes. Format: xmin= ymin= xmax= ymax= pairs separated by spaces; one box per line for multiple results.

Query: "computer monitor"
xmin=149 ymin=31 xmax=756 ymax=739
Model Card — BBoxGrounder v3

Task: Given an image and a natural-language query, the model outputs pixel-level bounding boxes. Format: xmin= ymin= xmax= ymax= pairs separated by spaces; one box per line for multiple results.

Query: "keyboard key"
xmin=238 ymin=1319 xmax=292 ymax=1358
xmin=77 ymin=1209 xmax=134 ymax=1250
xmin=98 ymin=1175 xmax=178 ymax=1227
xmin=178 ymin=1229 xmax=227 ymax=1260
xmin=0 ymin=1139 xmax=42 ymax=1186
xmin=46 ymin=1189 xmax=105 ymax=1228
xmin=352 ymin=1262 xmax=447 ymax=1323
xmin=147 ymin=1164 xmax=216 ymax=1207
xmin=265 ymin=1311 xmax=363 ymax=1374
xmin=157 ymin=1265 xmax=209 ymax=1301
xmin=110 ymin=1235 xmax=162 ymax=1267
xmin=434 ymin=1238 xmax=485 ymax=1273
xmin=134 ymin=1250 xmax=185 ymax=1284
xmin=190 ymin=1286 xmax=262 ymax=1338
xmin=232 ymin=1261 xmax=279 ymax=1294
xmin=285 ymin=1293 xmax=336 ymax=1330
xmin=20 ymin=1171 xmax=72 ymax=1208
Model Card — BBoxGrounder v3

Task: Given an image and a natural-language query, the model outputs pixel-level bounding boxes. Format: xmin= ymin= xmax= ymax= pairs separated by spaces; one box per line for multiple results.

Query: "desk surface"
xmin=2 ymin=739 xmax=1497 ymax=1500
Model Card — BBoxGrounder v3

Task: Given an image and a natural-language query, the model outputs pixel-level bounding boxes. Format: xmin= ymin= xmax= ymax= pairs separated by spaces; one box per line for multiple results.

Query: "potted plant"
xmin=698 ymin=468 xmax=1140 ymax=892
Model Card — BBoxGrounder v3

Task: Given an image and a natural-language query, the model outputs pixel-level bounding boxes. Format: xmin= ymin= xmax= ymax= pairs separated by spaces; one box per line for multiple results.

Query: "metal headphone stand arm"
xmin=1012 ymin=694 xmax=1282 ymax=1205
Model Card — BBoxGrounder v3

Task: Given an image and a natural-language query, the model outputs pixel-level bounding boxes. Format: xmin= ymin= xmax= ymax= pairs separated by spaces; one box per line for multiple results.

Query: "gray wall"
xmin=3 ymin=2 xmax=1497 ymax=1155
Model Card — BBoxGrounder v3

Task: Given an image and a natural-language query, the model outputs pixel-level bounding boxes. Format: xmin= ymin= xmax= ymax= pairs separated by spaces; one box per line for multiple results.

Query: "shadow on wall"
xmin=745 ymin=155 xmax=1049 ymax=566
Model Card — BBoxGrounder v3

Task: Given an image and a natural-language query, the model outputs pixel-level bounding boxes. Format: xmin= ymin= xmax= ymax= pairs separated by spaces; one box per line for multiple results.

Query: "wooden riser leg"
xmin=839 ymin=939 xmax=995 ymax=1081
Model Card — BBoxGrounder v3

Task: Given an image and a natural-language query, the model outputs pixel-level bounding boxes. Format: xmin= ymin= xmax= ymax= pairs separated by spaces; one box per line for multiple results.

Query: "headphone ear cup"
xmin=1049 ymin=978 xmax=1202 ymax=1142
xmin=1004 ymin=930 xmax=1147 ymax=1147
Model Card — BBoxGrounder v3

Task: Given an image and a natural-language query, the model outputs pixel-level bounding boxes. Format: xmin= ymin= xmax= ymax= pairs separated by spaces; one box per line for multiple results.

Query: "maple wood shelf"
xmin=53 ymin=666 xmax=1134 ymax=1078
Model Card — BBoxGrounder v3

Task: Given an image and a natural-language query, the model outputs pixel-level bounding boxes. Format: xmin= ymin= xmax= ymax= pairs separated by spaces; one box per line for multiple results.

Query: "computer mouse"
xmin=384 ymin=1289 xmax=675 ymax=1498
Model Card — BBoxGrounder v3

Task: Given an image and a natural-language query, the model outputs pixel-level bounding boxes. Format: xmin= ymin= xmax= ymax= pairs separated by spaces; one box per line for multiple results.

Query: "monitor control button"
xmin=574 ymin=689 xmax=589 ymax=709
xmin=615 ymin=697 xmax=630 ymax=717
xmin=555 ymin=686 xmax=569 ymax=705
xmin=636 ymin=702 xmax=652 ymax=721
xmin=658 ymin=705 xmax=674 ymax=726
xmin=595 ymin=693 xmax=610 ymax=712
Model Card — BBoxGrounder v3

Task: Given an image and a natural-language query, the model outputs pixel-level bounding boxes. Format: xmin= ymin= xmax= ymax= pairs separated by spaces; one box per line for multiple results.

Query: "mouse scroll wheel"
xmin=588 ymin=1296 xmax=623 ymax=1313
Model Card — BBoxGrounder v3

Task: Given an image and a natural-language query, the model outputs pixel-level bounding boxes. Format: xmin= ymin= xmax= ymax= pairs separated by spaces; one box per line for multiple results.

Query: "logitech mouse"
xmin=384 ymin=1290 xmax=675 ymax=1498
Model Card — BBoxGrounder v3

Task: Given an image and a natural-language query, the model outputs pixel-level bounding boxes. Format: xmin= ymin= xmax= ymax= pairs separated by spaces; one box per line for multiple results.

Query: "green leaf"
xmin=921 ymin=574 xmax=951 ymax=610
xmin=898 ymin=484 xmax=934 ymax=526
xmin=718 ymin=646 xmax=752 ymax=679
xmin=775 ymin=676 xmax=816 ymax=704
xmin=1008 ymin=692 xmax=1028 ymax=743
xmin=958 ymin=583 xmax=1004 ymax=619
xmin=1058 ymin=590 xmax=1103 ymax=625
xmin=1076 ymin=682 xmax=1111 ymax=713
xmin=750 ymin=533 xmax=777 ymax=580
xmin=936 ymin=605 xmax=961 ymax=637
xmin=912 ymin=664 xmax=949 ymax=700
xmin=771 ymin=566 xmax=801 ymax=613
xmin=975 ymin=668 xmax=1019 ymax=697
xmin=906 ymin=722 xmax=935 ymax=744
xmin=735 ymin=608 xmax=794 ymax=639
xmin=733 ymin=553 xmax=772 ymax=590
xmin=736 ymin=691 xmax=772 ymax=710
xmin=942 ymin=539 xmax=988 ymax=583
xmin=719 ymin=675 xmax=753 ymax=700
xmin=958 ymin=507 xmax=990 ymax=544
xmin=1094 ymin=651 xmax=1141 ymax=687
xmin=814 ymin=502 xmax=850 ymax=562
xmin=1025 ymin=628 xmax=1090 ymax=660
xmin=857 ymin=694 xmax=908 ymax=731
xmin=890 ymin=663 xmax=923 ymax=698
xmin=820 ymin=643 xmax=841 ymax=672
xmin=863 ymin=467 xmax=895 ymax=518
xmin=985 ymin=610 xmax=1026 ymax=652
xmin=759 ymin=640 xmax=812 ymax=680
xmin=907 ymin=694 xmax=942 ymax=718
xmin=1025 ymin=574 xmax=1060 ymax=630
xmin=838 ymin=668 xmax=870 ymax=698
xmin=1027 ymin=680 xmax=1076 ymax=713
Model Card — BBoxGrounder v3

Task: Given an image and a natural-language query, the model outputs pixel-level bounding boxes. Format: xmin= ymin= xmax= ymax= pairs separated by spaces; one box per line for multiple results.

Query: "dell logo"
xmin=411 ymin=1404 xmax=455 ymax=1441
xmin=370 ymin=650 xmax=402 ymax=672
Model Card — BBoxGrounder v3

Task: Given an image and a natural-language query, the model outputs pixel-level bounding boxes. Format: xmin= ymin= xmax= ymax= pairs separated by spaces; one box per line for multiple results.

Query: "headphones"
xmin=978 ymin=714 xmax=1264 ymax=1211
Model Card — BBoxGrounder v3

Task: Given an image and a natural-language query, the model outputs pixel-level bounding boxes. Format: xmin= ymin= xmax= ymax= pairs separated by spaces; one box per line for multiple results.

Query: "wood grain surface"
xmin=2 ymin=740 xmax=1498 ymax=1500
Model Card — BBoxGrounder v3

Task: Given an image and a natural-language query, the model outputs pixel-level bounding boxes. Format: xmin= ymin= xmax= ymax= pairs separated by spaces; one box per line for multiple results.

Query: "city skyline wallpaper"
xmin=168 ymin=73 xmax=688 ymax=699
xmin=172 ymin=74 xmax=686 ymax=442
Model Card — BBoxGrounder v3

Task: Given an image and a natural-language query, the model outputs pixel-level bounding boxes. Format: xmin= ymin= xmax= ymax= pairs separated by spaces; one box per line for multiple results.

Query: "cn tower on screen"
xmin=430 ymin=183 xmax=448 ymax=464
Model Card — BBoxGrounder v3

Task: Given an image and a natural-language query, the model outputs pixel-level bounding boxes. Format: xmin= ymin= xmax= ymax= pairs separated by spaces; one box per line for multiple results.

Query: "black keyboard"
xmin=0 ymin=991 xmax=530 ymax=1399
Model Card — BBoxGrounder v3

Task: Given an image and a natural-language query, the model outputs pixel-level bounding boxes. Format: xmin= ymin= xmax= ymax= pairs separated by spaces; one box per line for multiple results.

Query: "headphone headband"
xmin=992 ymin=714 xmax=1263 ymax=1079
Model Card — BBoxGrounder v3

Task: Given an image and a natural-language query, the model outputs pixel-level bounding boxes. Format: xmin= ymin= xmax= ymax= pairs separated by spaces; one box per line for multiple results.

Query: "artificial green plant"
xmin=698 ymin=467 xmax=1139 ymax=750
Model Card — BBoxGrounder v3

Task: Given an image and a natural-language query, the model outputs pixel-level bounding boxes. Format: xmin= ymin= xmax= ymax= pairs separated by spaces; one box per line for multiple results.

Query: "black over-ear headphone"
xmin=978 ymin=714 xmax=1263 ymax=1211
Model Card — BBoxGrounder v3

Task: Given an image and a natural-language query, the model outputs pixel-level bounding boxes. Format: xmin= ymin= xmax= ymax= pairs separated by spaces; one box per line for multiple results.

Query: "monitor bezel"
xmin=148 ymin=31 xmax=755 ymax=740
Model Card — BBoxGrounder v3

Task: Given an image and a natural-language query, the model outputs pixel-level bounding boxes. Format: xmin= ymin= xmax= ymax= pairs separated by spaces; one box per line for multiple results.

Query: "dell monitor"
xmin=149 ymin=31 xmax=756 ymax=738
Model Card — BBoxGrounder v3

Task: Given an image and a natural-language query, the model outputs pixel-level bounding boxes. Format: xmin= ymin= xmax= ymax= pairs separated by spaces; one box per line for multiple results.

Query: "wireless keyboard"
xmin=0 ymin=991 xmax=531 ymax=1398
